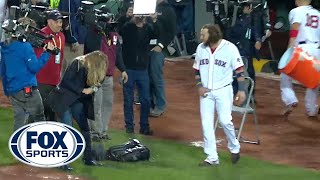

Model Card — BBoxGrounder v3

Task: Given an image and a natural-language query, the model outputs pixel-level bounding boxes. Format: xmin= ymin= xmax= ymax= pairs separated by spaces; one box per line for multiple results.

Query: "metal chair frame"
xmin=215 ymin=76 xmax=260 ymax=145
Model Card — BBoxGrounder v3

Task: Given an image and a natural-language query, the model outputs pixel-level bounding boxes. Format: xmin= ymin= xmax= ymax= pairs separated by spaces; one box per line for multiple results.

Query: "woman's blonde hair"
xmin=81 ymin=50 xmax=108 ymax=87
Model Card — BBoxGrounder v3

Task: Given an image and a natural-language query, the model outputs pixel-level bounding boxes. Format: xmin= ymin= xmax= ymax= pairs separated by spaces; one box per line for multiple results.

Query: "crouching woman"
xmin=47 ymin=50 xmax=107 ymax=166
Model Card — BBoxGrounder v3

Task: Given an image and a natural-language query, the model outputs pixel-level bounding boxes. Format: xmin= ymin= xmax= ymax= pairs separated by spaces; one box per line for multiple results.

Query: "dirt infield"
xmin=0 ymin=164 xmax=88 ymax=180
xmin=0 ymin=59 xmax=319 ymax=178
xmin=110 ymin=60 xmax=320 ymax=170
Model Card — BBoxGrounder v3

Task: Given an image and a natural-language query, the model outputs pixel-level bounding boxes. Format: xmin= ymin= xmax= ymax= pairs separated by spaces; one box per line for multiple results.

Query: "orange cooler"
xmin=278 ymin=47 xmax=320 ymax=89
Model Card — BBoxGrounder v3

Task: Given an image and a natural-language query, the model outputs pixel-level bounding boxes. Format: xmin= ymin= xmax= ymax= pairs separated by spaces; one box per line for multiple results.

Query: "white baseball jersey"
xmin=289 ymin=5 xmax=320 ymax=45
xmin=193 ymin=39 xmax=244 ymax=90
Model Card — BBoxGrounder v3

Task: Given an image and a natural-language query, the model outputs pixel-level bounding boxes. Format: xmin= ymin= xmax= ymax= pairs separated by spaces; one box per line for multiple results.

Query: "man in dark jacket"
xmin=149 ymin=0 xmax=176 ymax=117
xmin=228 ymin=2 xmax=261 ymax=98
xmin=120 ymin=15 xmax=158 ymax=135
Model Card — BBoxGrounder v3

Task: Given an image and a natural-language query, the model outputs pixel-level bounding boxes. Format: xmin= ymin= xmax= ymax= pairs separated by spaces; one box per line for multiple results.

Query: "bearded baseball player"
xmin=193 ymin=24 xmax=246 ymax=166
xmin=281 ymin=0 xmax=320 ymax=117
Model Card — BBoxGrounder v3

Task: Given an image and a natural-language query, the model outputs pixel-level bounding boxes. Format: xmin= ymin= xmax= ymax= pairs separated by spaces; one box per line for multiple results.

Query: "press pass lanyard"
xmin=52 ymin=34 xmax=62 ymax=64
xmin=52 ymin=35 xmax=62 ymax=50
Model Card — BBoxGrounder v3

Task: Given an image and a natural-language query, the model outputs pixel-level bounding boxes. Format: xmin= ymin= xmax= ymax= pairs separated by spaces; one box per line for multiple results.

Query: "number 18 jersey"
xmin=289 ymin=5 xmax=320 ymax=45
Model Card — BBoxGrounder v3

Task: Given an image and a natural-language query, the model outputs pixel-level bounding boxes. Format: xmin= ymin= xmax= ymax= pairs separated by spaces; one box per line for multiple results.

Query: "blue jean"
xmin=59 ymin=101 xmax=90 ymax=132
xmin=123 ymin=70 xmax=151 ymax=130
xmin=58 ymin=100 xmax=93 ymax=161
xmin=149 ymin=51 xmax=166 ymax=111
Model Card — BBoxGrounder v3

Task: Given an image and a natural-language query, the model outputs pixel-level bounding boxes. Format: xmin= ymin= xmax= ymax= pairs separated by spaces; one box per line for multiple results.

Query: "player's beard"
xmin=204 ymin=35 xmax=220 ymax=47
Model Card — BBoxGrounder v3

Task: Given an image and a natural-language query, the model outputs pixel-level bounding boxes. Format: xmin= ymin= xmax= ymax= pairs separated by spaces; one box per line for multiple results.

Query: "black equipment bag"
xmin=106 ymin=139 xmax=150 ymax=162
xmin=92 ymin=139 xmax=150 ymax=162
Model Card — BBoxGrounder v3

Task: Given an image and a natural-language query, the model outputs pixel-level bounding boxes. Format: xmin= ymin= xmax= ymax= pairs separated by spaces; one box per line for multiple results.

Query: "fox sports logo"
xmin=9 ymin=122 xmax=85 ymax=168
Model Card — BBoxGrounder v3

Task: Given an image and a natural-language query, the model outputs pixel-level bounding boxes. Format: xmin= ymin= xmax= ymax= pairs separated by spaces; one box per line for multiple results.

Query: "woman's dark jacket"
xmin=48 ymin=59 xmax=94 ymax=119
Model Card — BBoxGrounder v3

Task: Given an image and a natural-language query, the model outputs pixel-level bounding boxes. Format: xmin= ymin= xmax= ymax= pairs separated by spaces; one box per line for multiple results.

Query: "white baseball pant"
xmin=280 ymin=43 xmax=320 ymax=115
xmin=200 ymin=84 xmax=240 ymax=163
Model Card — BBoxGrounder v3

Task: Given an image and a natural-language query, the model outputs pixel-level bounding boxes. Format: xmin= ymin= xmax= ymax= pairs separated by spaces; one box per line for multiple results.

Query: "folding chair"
xmin=215 ymin=76 xmax=260 ymax=145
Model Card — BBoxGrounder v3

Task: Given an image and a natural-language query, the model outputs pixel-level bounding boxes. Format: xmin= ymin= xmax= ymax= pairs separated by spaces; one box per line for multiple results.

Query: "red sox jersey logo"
xmin=200 ymin=59 xmax=209 ymax=65
xmin=200 ymin=59 xmax=227 ymax=67
xmin=214 ymin=59 xmax=227 ymax=67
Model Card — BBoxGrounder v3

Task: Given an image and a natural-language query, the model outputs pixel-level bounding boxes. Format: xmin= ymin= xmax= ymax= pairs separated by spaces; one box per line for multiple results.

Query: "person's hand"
xmin=44 ymin=42 xmax=55 ymax=51
xmin=234 ymin=91 xmax=246 ymax=106
xmin=126 ymin=7 xmax=133 ymax=17
xmin=255 ymin=41 xmax=262 ymax=50
xmin=151 ymin=46 xmax=162 ymax=52
xmin=71 ymin=42 xmax=80 ymax=52
xmin=121 ymin=71 xmax=128 ymax=83
xmin=265 ymin=29 xmax=272 ymax=38
xmin=82 ymin=88 xmax=94 ymax=95
xmin=198 ymin=87 xmax=210 ymax=97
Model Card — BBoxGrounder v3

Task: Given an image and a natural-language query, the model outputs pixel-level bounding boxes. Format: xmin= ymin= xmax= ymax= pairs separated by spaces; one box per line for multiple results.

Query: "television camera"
xmin=2 ymin=14 xmax=60 ymax=55
xmin=9 ymin=1 xmax=51 ymax=29
xmin=77 ymin=1 xmax=118 ymax=34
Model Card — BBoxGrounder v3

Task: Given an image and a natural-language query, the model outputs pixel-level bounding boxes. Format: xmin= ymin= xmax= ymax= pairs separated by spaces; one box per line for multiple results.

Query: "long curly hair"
xmin=80 ymin=50 xmax=108 ymax=87
xmin=202 ymin=24 xmax=223 ymax=47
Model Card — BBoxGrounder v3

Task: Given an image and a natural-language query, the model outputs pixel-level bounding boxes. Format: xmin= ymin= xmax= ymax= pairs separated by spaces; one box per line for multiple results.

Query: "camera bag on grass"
xmin=92 ymin=139 xmax=150 ymax=162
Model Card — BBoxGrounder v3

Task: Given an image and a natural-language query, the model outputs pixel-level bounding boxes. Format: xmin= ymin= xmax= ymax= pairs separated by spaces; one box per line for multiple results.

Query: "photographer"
xmin=34 ymin=9 xmax=65 ymax=121
xmin=84 ymin=6 xmax=128 ymax=141
xmin=0 ymin=17 xmax=55 ymax=131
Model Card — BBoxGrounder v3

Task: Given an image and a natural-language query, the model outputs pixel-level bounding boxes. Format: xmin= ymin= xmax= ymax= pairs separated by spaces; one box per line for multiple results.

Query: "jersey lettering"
xmin=214 ymin=59 xmax=227 ymax=67
xmin=306 ymin=13 xmax=319 ymax=28
xmin=200 ymin=59 xmax=209 ymax=65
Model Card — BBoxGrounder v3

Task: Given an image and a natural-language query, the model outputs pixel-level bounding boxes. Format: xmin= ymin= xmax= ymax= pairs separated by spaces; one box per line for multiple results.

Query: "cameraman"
xmin=34 ymin=10 xmax=65 ymax=121
xmin=84 ymin=6 xmax=127 ymax=141
xmin=228 ymin=2 xmax=261 ymax=100
xmin=0 ymin=17 xmax=55 ymax=131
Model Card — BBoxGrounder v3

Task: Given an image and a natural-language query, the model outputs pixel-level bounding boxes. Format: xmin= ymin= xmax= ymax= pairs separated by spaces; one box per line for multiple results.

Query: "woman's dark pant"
xmin=59 ymin=101 xmax=93 ymax=161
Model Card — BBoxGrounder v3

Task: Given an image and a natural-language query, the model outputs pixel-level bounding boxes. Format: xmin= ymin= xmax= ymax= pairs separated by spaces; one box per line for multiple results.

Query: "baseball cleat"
xmin=231 ymin=153 xmax=240 ymax=164
xmin=306 ymin=105 xmax=319 ymax=118
xmin=282 ymin=102 xmax=298 ymax=116
xmin=198 ymin=160 xmax=219 ymax=167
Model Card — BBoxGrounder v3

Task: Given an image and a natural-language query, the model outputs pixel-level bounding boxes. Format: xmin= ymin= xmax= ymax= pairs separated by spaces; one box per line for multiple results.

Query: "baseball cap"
xmin=47 ymin=10 xmax=63 ymax=20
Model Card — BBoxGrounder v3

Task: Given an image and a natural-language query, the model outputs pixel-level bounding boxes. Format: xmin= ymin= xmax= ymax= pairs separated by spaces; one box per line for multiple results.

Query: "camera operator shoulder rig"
xmin=1 ymin=8 xmax=61 ymax=55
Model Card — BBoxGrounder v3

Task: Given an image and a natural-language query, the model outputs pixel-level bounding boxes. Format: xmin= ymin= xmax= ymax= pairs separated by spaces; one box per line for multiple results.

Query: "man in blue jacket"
xmin=0 ymin=21 xmax=55 ymax=131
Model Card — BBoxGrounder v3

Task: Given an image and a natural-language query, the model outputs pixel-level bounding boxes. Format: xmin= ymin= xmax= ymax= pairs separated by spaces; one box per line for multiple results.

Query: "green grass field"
xmin=1 ymin=107 xmax=320 ymax=180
